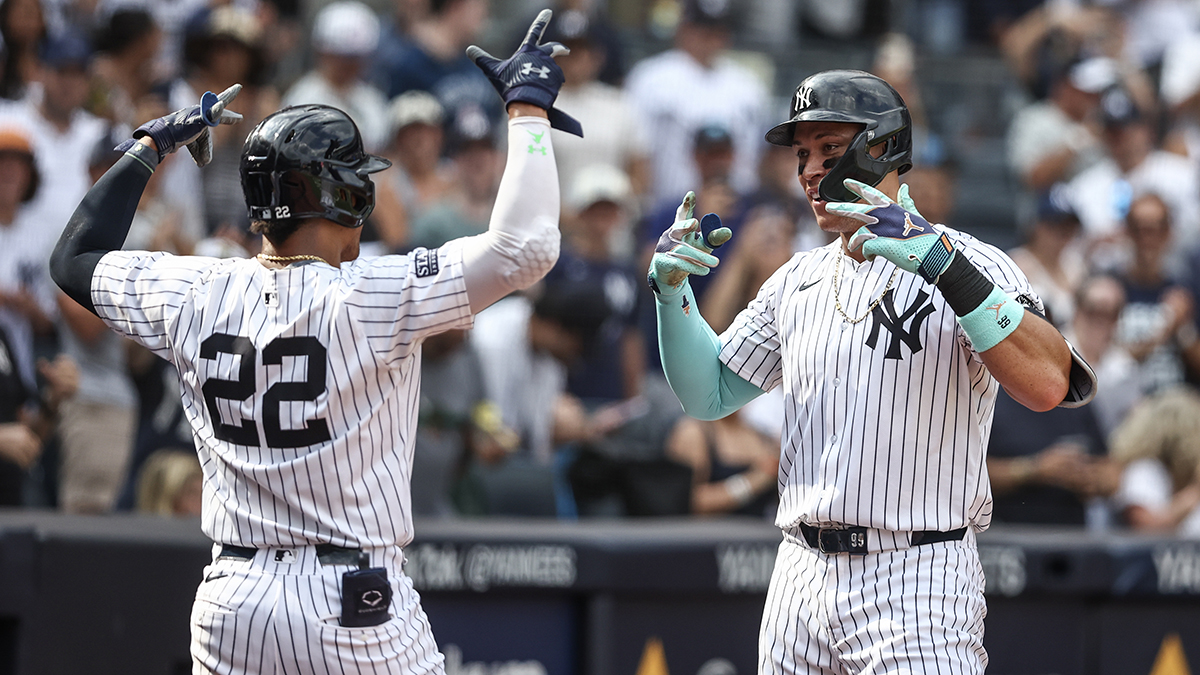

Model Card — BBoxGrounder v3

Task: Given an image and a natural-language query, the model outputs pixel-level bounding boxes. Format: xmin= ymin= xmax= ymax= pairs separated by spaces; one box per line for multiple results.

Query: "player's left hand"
xmin=117 ymin=84 xmax=243 ymax=166
xmin=828 ymin=179 xmax=956 ymax=283
xmin=467 ymin=9 xmax=583 ymax=137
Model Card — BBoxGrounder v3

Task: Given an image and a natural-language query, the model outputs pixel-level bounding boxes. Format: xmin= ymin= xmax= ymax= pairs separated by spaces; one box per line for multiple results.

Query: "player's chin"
xmin=811 ymin=203 xmax=860 ymax=234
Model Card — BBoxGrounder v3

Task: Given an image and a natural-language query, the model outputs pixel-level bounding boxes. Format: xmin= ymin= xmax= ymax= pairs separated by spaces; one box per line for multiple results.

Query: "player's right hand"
xmin=117 ymin=84 xmax=243 ymax=165
xmin=467 ymin=9 xmax=583 ymax=137
xmin=647 ymin=191 xmax=732 ymax=297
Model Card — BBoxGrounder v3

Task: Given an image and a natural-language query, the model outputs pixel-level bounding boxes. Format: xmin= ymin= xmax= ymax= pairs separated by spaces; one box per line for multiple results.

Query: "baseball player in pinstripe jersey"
xmin=649 ymin=70 xmax=1098 ymax=673
xmin=50 ymin=11 xmax=579 ymax=673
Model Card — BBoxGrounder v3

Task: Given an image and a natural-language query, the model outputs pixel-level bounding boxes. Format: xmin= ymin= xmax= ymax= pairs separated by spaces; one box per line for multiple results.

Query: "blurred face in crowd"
xmin=207 ymin=38 xmax=254 ymax=85
xmin=558 ymin=40 xmax=602 ymax=87
xmin=40 ymin=64 xmax=91 ymax=119
xmin=1058 ymin=82 xmax=1102 ymax=122
xmin=0 ymin=151 xmax=33 ymax=213
xmin=793 ymin=121 xmax=899 ymax=235
xmin=455 ymin=141 xmax=501 ymax=201
xmin=1126 ymin=194 xmax=1171 ymax=263
xmin=319 ymin=53 xmax=367 ymax=84
xmin=694 ymin=140 xmax=733 ymax=185
xmin=1073 ymin=276 xmax=1125 ymax=350
xmin=394 ymin=122 xmax=444 ymax=174
xmin=1104 ymin=121 xmax=1153 ymax=172
xmin=676 ymin=22 xmax=728 ymax=67
xmin=2 ymin=0 xmax=45 ymax=46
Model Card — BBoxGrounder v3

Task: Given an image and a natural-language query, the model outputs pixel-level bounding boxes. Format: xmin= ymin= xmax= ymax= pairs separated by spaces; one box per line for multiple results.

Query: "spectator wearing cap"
xmin=369 ymin=0 xmax=499 ymax=124
xmin=1066 ymin=275 xmax=1140 ymax=435
xmin=5 ymin=28 xmax=107 ymax=238
xmin=546 ymin=9 xmax=650 ymax=220
xmin=0 ymin=125 xmax=58 ymax=395
xmin=407 ymin=104 xmax=501 ymax=250
xmin=1008 ymin=185 xmax=1086 ymax=328
xmin=1007 ymin=57 xmax=1115 ymax=193
xmin=558 ymin=163 xmax=645 ymax=403
xmin=384 ymin=90 xmax=453 ymax=224
xmin=1065 ymin=87 xmax=1200 ymax=262
xmin=623 ymin=0 xmax=769 ymax=205
xmin=283 ymin=1 xmax=389 ymax=152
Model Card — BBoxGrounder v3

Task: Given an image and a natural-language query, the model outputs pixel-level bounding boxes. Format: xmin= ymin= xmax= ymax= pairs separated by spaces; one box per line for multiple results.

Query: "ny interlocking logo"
xmin=520 ymin=62 xmax=551 ymax=79
xmin=866 ymin=289 xmax=936 ymax=360
xmin=795 ymin=85 xmax=813 ymax=111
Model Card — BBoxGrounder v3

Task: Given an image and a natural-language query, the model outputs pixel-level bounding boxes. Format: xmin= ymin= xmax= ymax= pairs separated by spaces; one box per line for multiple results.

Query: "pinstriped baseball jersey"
xmin=719 ymin=224 xmax=1041 ymax=534
xmin=91 ymin=244 xmax=471 ymax=548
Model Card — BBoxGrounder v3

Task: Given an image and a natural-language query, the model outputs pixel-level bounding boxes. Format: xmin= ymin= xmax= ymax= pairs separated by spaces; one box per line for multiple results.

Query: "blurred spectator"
xmin=997 ymin=4 xmax=1124 ymax=100
xmin=135 ymin=449 xmax=203 ymax=517
xmin=550 ymin=0 xmax=626 ymax=85
xmin=0 ymin=321 xmax=75 ymax=506
xmin=283 ymin=1 xmax=388 ymax=152
xmin=55 ymin=291 xmax=135 ymax=514
xmin=0 ymin=0 xmax=47 ymax=100
xmin=557 ymin=164 xmax=644 ymax=402
xmin=0 ymin=125 xmax=57 ymax=391
xmin=369 ymin=0 xmax=497 ymax=123
xmin=702 ymin=206 xmax=796 ymax=334
xmin=624 ymin=0 xmax=769 ymax=205
xmin=1114 ymin=194 xmax=1200 ymax=396
xmin=8 ymin=28 xmax=106 ymax=238
xmin=1110 ymin=387 xmax=1200 ymax=536
xmin=383 ymin=90 xmax=452 ymax=224
xmin=165 ymin=5 xmax=278 ymax=240
xmin=664 ymin=410 xmax=778 ymax=518
xmin=1161 ymin=33 xmax=1200 ymax=161
xmin=900 ymin=162 xmax=956 ymax=229
xmin=988 ymin=384 xmax=1117 ymax=527
xmin=1119 ymin=0 xmax=1200 ymax=71
xmin=91 ymin=9 xmax=165 ymax=129
xmin=414 ymin=328 xmax=517 ymax=517
xmin=1066 ymin=88 xmax=1200 ymax=261
xmin=1065 ymin=275 xmax=1140 ymax=436
xmin=408 ymin=104 xmax=500 ymax=249
xmin=1007 ymin=56 xmax=1113 ymax=193
xmin=1008 ymin=185 xmax=1085 ymax=328
xmin=546 ymin=9 xmax=649 ymax=212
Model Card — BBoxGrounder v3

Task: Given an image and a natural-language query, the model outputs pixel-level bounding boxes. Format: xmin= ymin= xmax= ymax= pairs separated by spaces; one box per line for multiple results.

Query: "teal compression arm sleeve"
xmin=655 ymin=280 xmax=766 ymax=420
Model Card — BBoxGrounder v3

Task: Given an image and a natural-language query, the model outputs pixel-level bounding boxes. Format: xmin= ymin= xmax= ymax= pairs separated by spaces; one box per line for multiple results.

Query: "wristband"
xmin=957 ymin=284 xmax=1024 ymax=352
xmin=123 ymin=140 xmax=160 ymax=174
xmin=724 ymin=473 xmax=753 ymax=505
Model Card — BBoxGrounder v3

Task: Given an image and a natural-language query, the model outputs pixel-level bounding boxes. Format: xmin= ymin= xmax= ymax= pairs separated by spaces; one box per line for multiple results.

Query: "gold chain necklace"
xmin=832 ymin=249 xmax=899 ymax=324
xmin=257 ymin=253 xmax=329 ymax=266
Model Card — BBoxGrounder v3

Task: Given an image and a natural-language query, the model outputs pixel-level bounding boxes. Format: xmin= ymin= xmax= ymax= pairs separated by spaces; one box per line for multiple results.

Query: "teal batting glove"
xmin=648 ymin=191 xmax=732 ymax=297
xmin=827 ymin=179 xmax=955 ymax=283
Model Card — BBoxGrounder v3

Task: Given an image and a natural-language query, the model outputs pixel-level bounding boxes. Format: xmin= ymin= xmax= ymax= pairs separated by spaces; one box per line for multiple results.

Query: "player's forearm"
xmin=656 ymin=280 xmax=764 ymax=420
xmin=50 ymin=140 xmax=159 ymax=314
xmin=459 ymin=116 xmax=560 ymax=313
xmin=979 ymin=312 xmax=1072 ymax=411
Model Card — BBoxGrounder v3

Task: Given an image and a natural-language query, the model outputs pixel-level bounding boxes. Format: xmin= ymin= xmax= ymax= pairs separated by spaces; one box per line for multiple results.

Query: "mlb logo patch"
xmin=413 ymin=247 xmax=440 ymax=278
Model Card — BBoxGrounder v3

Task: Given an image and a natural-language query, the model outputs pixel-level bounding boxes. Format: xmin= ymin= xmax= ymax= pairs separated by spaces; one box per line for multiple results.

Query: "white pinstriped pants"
xmin=759 ymin=530 xmax=987 ymax=675
xmin=190 ymin=545 xmax=444 ymax=674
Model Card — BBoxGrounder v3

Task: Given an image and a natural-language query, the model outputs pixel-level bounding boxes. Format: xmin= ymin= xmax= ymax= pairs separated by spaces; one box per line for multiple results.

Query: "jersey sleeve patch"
xmin=412 ymin=247 xmax=440 ymax=278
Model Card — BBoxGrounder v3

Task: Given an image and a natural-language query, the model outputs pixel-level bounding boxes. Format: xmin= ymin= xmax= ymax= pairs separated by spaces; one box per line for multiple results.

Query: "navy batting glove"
xmin=116 ymin=84 xmax=243 ymax=165
xmin=830 ymin=179 xmax=955 ymax=283
xmin=467 ymin=9 xmax=583 ymax=137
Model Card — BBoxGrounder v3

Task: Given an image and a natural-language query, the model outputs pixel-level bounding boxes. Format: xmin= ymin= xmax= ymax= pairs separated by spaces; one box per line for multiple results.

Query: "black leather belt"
xmin=798 ymin=524 xmax=967 ymax=555
xmin=218 ymin=543 xmax=363 ymax=566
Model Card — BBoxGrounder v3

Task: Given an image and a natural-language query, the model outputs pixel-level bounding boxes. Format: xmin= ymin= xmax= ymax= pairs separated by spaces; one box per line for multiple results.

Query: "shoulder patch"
xmin=412 ymin=247 xmax=440 ymax=278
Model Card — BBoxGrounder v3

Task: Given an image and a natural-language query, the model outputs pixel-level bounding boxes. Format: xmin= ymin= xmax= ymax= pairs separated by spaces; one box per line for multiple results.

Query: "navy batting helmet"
xmin=241 ymin=105 xmax=391 ymax=228
xmin=765 ymin=70 xmax=912 ymax=203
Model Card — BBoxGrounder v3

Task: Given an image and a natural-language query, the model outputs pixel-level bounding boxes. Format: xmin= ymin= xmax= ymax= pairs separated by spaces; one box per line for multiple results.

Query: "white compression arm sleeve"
xmin=459 ymin=115 xmax=561 ymax=314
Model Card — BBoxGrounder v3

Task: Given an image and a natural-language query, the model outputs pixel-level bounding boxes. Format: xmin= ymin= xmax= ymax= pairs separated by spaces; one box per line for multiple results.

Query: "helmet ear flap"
xmin=817 ymin=129 xmax=913 ymax=203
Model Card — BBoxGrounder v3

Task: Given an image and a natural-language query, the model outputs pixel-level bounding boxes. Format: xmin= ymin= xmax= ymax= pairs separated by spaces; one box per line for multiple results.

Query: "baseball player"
xmin=649 ymin=70 xmax=1097 ymax=673
xmin=49 ymin=10 xmax=578 ymax=673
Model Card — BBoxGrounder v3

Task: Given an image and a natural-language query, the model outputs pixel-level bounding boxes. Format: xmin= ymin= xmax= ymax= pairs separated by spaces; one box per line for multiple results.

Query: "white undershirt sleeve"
xmin=459 ymin=115 xmax=561 ymax=314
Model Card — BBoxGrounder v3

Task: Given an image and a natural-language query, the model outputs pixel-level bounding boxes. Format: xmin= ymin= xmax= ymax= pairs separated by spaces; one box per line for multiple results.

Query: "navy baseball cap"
xmin=682 ymin=0 xmax=734 ymax=27
xmin=694 ymin=122 xmax=733 ymax=150
xmin=1037 ymin=185 xmax=1080 ymax=224
xmin=41 ymin=30 xmax=92 ymax=68
xmin=1100 ymin=88 xmax=1143 ymax=128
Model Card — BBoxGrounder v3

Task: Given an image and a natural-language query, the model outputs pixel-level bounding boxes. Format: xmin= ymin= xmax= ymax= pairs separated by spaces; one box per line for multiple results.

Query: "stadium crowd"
xmin=1 ymin=0 xmax=1200 ymax=533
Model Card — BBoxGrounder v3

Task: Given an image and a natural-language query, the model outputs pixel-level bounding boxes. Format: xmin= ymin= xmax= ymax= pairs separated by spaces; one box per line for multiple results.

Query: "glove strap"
xmin=937 ymin=253 xmax=1022 ymax=352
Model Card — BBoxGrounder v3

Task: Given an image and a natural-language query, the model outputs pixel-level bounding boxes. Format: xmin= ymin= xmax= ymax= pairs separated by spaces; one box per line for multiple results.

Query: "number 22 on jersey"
xmin=200 ymin=333 xmax=331 ymax=449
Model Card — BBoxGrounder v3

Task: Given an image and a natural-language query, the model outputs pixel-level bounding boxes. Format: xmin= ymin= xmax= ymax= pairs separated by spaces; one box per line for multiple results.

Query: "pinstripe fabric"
xmin=92 ymin=246 xmax=471 ymax=548
xmin=758 ymin=533 xmax=987 ymax=675
xmin=719 ymin=225 xmax=1040 ymax=534
xmin=191 ymin=545 xmax=442 ymax=674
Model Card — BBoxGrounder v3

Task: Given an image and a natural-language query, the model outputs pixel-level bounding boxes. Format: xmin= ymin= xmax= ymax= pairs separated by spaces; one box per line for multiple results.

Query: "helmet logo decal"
xmin=796 ymin=85 xmax=813 ymax=112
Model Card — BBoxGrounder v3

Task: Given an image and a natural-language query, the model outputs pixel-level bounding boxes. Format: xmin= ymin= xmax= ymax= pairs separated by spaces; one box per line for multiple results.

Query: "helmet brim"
xmin=764 ymin=111 xmax=871 ymax=147
xmin=358 ymin=154 xmax=392 ymax=174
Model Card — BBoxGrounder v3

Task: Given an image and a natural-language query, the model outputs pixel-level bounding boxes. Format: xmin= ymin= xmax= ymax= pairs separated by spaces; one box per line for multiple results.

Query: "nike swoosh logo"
xmin=798 ymin=279 xmax=820 ymax=292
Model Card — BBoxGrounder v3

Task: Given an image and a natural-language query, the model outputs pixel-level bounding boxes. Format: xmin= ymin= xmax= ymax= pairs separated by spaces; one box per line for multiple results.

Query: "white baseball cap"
xmin=568 ymin=164 xmax=633 ymax=211
xmin=1068 ymin=57 xmax=1119 ymax=94
xmin=313 ymin=1 xmax=380 ymax=56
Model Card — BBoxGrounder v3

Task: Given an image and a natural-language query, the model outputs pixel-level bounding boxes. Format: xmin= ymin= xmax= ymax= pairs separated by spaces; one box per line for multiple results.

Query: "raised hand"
xmin=117 ymin=84 xmax=243 ymax=166
xmin=466 ymin=9 xmax=582 ymax=137
xmin=827 ymin=179 xmax=955 ymax=283
xmin=648 ymin=191 xmax=732 ymax=296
